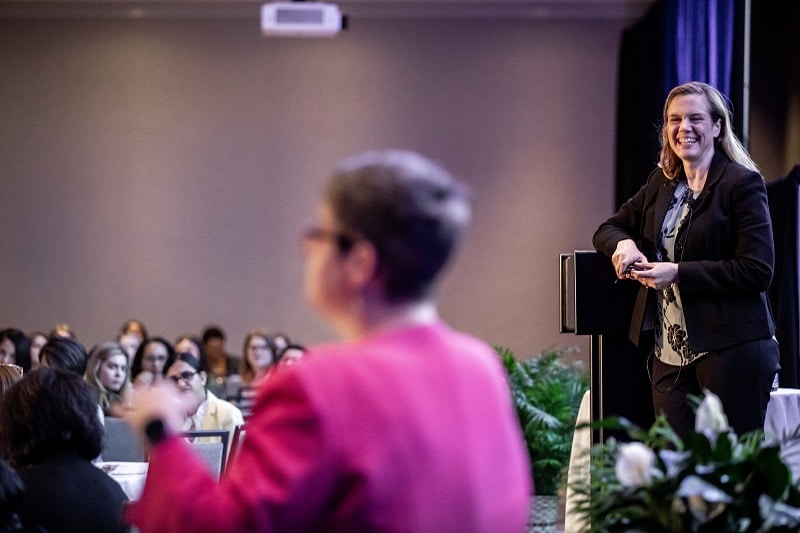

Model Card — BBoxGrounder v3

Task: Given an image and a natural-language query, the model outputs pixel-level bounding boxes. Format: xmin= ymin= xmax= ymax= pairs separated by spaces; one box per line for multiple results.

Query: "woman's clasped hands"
xmin=612 ymin=239 xmax=678 ymax=290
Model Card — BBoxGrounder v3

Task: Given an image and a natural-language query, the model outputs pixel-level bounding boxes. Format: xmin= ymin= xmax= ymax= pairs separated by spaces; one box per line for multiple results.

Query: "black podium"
xmin=560 ymin=250 xmax=655 ymax=444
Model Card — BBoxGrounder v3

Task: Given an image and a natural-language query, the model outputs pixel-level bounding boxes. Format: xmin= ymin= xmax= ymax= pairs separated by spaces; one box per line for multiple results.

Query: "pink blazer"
xmin=125 ymin=322 xmax=531 ymax=532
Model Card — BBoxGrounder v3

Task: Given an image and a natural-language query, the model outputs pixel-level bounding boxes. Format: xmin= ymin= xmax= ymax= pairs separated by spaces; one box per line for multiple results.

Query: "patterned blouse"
xmin=654 ymin=180 xmax=708 ymax=366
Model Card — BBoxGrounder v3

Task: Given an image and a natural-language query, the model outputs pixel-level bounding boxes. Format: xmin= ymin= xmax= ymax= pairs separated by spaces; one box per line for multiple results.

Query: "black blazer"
xmin=593 ymin=151 xmax=776 ymax=352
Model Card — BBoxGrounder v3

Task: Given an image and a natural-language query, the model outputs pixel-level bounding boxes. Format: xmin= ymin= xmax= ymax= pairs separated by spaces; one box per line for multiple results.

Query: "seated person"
xmin=0 ymin=368 xmax=129 ymax=532
xmin=85 ymin=342 xmax=132 ymax=417
xmin=166 ymin=352 xmax=243 ymax=452
xmin=202 ymin=325 xmax=240 ymax=379
xmin=0 ymin=455 xmax=24 ymax=532
xmin=27 ymin=331 xmax=48 ymax=370
xmin=119 ymin=319 xmax=148 ymax=344
xmin=38 ymin=336 xmax=88 ymax=376
xmin=236 ymin=329 xmax=280 ymax=420
xmin=0 ymin=364 xmax=23 ymax=396
xmin=130 ymin=337 xmax=175 ymax=389
xmin=0 ymin=329 xmax=31 ymax=373
xmin=277 ymin=343 xmax=306 ymax=367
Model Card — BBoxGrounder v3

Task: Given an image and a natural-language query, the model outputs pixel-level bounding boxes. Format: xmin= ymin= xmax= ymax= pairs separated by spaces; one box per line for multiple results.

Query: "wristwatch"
xmin=144 ymin=418 xmax=169 ymax=445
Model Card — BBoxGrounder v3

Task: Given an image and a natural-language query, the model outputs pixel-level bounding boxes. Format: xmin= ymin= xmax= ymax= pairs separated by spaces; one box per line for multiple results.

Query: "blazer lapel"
xmin=653 ymin=175 xmax=677 ymax=245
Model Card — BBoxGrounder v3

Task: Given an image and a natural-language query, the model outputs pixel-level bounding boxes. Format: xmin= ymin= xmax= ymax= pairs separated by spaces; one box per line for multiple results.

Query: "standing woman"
xmin=85 ymin=342 xmax=131 ymax=417
xmin=594 ymin=81 xmax=779 ymax=439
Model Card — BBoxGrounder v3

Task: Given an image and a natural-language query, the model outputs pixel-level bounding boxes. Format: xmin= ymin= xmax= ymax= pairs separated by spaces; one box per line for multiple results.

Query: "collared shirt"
xmin=655 ymin=180 xmax=708 ymax=366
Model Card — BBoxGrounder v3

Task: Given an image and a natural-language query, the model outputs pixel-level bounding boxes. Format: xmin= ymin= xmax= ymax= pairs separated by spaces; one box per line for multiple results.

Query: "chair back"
xmin=181 ymin=429 xmax=230 ymax=476
xmin=102 ymin=416 xmax=145 ymax=462
xmin=229 ymin=424 xmax=246 ymax=463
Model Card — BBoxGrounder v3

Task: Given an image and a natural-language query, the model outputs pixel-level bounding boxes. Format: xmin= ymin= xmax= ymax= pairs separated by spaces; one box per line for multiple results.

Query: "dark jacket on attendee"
xmin=17 ymin=451 xmax=128 ymax=533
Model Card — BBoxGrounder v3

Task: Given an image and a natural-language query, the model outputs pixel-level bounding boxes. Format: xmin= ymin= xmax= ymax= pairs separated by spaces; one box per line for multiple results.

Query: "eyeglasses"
xmin=300 ymin=223 xmax=355 ymax=251
xmin=143 ymin=355 xmax=168 ymax=363
xmin=168 ymin=370 xmax=198 ymax=384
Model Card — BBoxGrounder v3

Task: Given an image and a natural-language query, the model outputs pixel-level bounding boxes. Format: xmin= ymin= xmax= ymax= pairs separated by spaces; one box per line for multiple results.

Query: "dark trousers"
xmin=651 ymin=337 xmax=780 ymax=440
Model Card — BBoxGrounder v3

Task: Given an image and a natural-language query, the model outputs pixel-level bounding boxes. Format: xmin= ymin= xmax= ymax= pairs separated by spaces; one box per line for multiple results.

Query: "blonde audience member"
xmin=50 ymin=323 xmax=76 ymax=339
xmin=120 ymin=319 xmax=149 ymax=343
xmin=85 ymin=342 xmax=131 ymax=417
xmin=0 ymin=364 xmax=23 ymax=395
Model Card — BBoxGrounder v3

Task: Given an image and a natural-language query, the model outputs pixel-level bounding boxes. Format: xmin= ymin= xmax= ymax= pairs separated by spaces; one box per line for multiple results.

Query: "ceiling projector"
xmin=261 ymin=2 xmax=345 ymax=37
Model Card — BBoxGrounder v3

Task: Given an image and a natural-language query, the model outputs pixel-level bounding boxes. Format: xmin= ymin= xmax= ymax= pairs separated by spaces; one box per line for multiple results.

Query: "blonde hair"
xmin=659 ymin=81 xmax=759 ymax=179
xmin=0 ymin=364 xmax=23 ymax=395
xmin=84 ymin=341 xmax=130 ymax=414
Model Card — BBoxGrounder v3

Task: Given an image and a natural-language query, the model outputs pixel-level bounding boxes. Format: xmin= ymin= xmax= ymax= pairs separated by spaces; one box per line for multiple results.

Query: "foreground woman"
xmin=124 ymin=149 xmax=531 ymax=532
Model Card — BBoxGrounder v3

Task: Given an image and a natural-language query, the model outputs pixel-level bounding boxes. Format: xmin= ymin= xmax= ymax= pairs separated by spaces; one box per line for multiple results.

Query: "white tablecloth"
xmin=564 ymin=390 xmax=591 ymax=533
xmin=765 ymin=388 xmax=800 ymax=479
xmin=96 ymin=461 xmax=148 ymax=501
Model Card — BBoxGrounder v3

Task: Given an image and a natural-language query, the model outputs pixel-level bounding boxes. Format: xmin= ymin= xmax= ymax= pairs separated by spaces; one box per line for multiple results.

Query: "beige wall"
xmin=0 ymin=13 xmax=628 ymax=361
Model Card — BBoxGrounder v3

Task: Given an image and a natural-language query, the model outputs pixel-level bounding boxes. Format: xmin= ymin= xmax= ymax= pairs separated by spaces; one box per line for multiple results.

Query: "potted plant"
xmin=497 ymin=346 xmax=589 ymax=532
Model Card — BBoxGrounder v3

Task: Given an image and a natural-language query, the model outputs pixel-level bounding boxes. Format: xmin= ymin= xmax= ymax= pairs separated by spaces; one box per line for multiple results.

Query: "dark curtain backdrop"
xmin=664 ymin=0 xmax=734 ymax=97
xmin=614 ymin=1 xmax=666 ymax=208
xmin=767 ymin=166 xmax=800 ymax=388
xmin=615 ymin=0 xmax=736 ymax=206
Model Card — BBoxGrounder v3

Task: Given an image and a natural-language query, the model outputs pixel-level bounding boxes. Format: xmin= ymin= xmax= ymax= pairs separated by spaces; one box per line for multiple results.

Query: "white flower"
xmin=615 ymin=442 xmax=656 ymax=488
xmin=759 ymin=494 xmax=800 ymax=529
xmin=659 ymin=449 xmax=690 ymax=478
xmin=695 ymin=390 xmax=731 ymax=443
xmin=677 ymin=475 xmax=731 ymax=524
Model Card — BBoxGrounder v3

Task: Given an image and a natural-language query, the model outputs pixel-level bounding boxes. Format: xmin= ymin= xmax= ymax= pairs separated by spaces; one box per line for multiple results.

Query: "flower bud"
xmin=615 ymin=442 xmax=656 ymax=488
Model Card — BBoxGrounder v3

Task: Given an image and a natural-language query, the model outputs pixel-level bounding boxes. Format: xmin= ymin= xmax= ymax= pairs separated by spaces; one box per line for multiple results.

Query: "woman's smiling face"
xmin=666 ymin=93 xmax=721 ymax=167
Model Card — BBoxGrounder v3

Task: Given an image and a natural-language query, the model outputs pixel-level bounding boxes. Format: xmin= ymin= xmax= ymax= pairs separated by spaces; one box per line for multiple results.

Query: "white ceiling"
xmin=0 ymin=0 xmax=656 ymax=21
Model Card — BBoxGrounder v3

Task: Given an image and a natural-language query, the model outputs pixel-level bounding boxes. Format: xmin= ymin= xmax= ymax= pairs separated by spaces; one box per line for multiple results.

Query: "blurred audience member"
xmin=0 ymin=364 xmax=23 ymax=396
xmin=49 ymin=323 xmax=76 ymax=339
xmin=117 ymin=333 xmax=141 ymax=361
xmin=0 ymin=455 xmax=25 ymax=532
xmin=239 ymin=328 xmax=278 ymax=387
xmin=39 ymin=336 xmax=88 ymax=376
xmin=119 ymin=319 xmax=148 ymax=344
xmin=0 ymin=329 xmax=31 ymax=373
xmin=131 ymin=337 xmax=175 ymax=389
xmin=85 ymin=342 xmax=131 ymax=417
xmin=174 ymin=334 xmax=209 ymax=374
xmin=202 ymin=325 xmax=241 ymax=391
xmin=277 ymin=343 xmax=307 ymax=367
xmin=271 ymin=332 xmax=290 ymax=355
xmin=0 ymin=363 xmax=23 ymax=388
xmin=236 ymin=329 xmax=279 ymax=419
xmin=166 ymin=352 xmax=243 ymax=449
xmin=27 ymin=332 xmax=47 ymax=370
xmin=0 ymin=368 xmax=129 ymax=532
